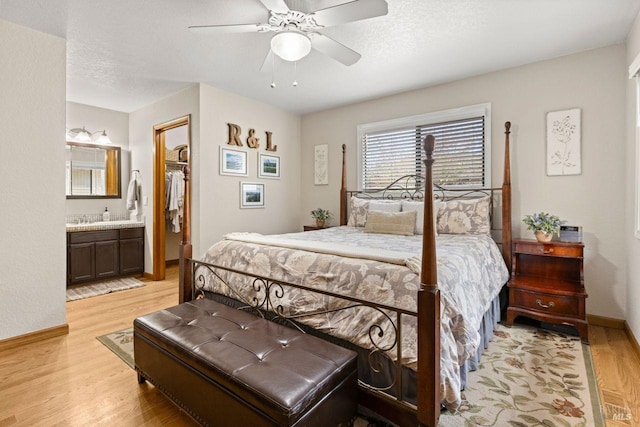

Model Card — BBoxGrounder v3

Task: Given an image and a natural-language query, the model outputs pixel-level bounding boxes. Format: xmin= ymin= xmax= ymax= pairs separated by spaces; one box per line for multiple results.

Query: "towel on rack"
xmin=126 ymin=175 xmax=139 ymax=211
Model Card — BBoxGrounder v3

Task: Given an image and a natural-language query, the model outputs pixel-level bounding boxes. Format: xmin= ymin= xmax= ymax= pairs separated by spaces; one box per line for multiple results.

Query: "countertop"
xmin=66 ymin=220 xmax=145 ymax=232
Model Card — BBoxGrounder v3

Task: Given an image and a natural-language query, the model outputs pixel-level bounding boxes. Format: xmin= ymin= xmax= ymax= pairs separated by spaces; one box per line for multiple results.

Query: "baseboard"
xmin=166 ymin=259 xmax=179 ymax=267
xmin=587 ymin=314 xmax=625 ymax=329
xmin=0 ymin=323 xmax=69 ymax=352
xmin=624 ymin=321 xmax=640 ymax=363
xmin=587 ymin=315 xmax=640 ymax=361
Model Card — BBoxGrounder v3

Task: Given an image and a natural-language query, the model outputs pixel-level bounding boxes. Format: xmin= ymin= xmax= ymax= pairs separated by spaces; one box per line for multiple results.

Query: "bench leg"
xmin=137 ymin=371 xmax=146 ymax=384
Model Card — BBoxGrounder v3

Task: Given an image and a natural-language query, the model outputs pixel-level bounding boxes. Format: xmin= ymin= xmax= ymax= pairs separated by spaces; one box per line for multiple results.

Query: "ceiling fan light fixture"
xmin=271 ymin=31 xmax=311 ymax=62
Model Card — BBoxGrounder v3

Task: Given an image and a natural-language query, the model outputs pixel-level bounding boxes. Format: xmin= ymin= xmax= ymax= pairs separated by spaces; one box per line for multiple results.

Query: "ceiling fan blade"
xmin=310 ymin=33 xmax=361 ymax=66
xmin=312 ymin=0 xmax=388 ymax=27
xmin=258 ymin=0 xmax=290 ymax=13
xmin=188 ymin=23 xmax=262 ymax=34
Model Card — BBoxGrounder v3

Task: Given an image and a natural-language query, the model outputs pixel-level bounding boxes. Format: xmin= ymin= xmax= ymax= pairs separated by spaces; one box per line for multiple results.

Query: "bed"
xmin=178 ymin=122 xmax=514 ymax=426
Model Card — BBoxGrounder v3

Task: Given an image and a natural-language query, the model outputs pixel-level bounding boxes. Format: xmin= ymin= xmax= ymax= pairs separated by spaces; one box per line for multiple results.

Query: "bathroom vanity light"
xmin=66 ymin=127 xmax=113 ymax=145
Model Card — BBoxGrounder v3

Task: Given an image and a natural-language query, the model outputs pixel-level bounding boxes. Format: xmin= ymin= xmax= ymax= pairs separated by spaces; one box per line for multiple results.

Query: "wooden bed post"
xmin=179 ymin=165 xmax=193 ymax=303
xmin=502 ymin=122 xmax=512 ymax=271
xmin=340 ymin=144 xmax=348 ymax=226
xmin=417 ymin=135 xmax=440 ymax=427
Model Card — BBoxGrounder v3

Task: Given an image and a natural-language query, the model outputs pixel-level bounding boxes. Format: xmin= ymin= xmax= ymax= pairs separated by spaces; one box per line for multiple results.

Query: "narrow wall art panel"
xmin=314 ymin=144 xmax=328 ymax=185
xmin=546 ymin=108 xmax=581 ymax=176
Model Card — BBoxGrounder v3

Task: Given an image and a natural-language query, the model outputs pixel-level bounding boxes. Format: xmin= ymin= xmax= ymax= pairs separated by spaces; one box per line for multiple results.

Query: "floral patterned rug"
xmin=98 ymin=323 xmax=604 ymax=426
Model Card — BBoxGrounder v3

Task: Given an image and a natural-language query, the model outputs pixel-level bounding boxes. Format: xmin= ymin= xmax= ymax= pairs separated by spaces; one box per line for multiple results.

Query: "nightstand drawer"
xmin=512 ymin=288 xmax=582 ymax=317
xmin=513 ymin=241 xmax=583 ymax=258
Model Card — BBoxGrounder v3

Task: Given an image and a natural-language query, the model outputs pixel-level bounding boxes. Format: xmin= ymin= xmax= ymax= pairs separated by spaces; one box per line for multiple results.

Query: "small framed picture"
xmin=220 ymin=146 xmax=248 ymax=176
xmin=314 ymin=144 xmax=328 ymax=185
xmin=258 ymin=153 xmax=280 ymax=179
xmin=240 ymin=182 xmax=264 ymax=209
xmin=546 ymin=108 xmax=581 ymax=176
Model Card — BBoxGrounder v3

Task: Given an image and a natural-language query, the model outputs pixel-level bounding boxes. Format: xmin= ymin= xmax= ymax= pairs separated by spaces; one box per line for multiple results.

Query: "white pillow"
xmin=402 ymin=199 xmax=442 ymax=235
xmin=369 ymin=200 xmax=402 ymax=213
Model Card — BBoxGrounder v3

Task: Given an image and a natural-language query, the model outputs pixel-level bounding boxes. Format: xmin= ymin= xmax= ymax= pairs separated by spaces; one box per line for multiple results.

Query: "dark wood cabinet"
xmin=506 ymin=239 xmax=588 ymax=343
xmin=67 ymin=227 xmax=144 ymax=285
xmin=119 ymin=228 xmax=144 ymax=275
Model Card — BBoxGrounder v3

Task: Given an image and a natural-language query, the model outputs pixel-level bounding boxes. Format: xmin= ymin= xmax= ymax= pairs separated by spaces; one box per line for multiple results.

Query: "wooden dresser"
xmin=505 ymin=239 xmax=588 ymax=343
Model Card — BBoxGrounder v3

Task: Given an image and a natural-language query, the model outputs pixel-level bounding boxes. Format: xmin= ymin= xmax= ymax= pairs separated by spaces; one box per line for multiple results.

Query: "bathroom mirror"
xmin=66 ymin=142 xmax=121 ymax=198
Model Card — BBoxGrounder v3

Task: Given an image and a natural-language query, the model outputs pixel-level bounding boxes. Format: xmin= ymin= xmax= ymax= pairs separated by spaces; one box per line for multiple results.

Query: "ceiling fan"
xmin=189 ymin=0 xmax=388 ymax=68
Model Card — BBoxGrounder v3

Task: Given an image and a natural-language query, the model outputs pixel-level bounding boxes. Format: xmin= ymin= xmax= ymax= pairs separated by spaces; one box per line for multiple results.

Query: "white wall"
xmin=197 ymin=84 xmax=302 ymax=253
xmin=0 ymin=19 xmax=67 ymax=340
xmin=129 ymin=83 xmax=301 ymax=274
xmin=301 ymin=45 xmax=627 ymax=320
xmin=129 ymin=85 xmax=200 ymax=275
xmin=625 ymin=15 xmax=640 ymax=341
xmin=65 ymin=102 xmax=130 ymax=215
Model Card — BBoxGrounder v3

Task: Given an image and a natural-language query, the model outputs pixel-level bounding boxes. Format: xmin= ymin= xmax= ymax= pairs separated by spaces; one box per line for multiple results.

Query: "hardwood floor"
xmin=0 ymin=266 xmax=638 ymax=426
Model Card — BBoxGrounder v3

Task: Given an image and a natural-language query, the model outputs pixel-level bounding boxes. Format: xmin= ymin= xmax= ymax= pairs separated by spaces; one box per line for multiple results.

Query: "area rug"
xmin=67 ymin=277 xmax=145 ymax=301
xmin=98 ymin=324 xmax=604 ymax=426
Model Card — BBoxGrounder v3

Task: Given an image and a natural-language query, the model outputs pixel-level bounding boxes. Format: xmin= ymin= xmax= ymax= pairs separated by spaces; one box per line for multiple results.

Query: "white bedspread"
xmin=198 ymin=226 xmax=509 ymax=410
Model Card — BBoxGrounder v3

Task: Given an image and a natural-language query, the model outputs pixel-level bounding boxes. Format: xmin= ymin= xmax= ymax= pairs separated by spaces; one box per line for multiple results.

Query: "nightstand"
xmin=303 ymin=225 xmax=332 ymax=231
xmin=505 ymin=239 xmax=589 ymax=343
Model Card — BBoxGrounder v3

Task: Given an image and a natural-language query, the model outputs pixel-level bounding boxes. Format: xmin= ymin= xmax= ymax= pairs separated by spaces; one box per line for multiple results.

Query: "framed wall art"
xmin=240 ymin=182 xmax=264 ymax=209
xmin=258 ymin=153 xmax=280 ymax=179
xmin=546 ymin=108 xmax=581 ymax=176
xmin=314 ymin=144 xmax=328 ymax=185
xmin=220 ymin=146 xmax=248 ymax=176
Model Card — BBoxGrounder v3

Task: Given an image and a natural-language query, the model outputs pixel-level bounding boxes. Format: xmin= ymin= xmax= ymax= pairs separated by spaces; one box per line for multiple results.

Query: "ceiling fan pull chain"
xmin=293 ymin=61 xmax=298 ymax=87
xmin=270 ymin=51 xmax=276 ymax=89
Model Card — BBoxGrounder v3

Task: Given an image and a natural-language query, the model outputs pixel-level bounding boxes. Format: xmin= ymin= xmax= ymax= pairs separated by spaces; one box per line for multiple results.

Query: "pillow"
xmin=368 ymin=200 xmax=402 ymax=213
xmin=347 ymin=197 xmax=369 ymax=227
xmin=346 ymin=198 xmax=402 ymax=227
xmin=364 ymin=210 xmax=417 ymax=236
xmin=402 ymin=199 xmax=442 ymax=235
xmin=437 ymin=196 xmax=491 ymax=234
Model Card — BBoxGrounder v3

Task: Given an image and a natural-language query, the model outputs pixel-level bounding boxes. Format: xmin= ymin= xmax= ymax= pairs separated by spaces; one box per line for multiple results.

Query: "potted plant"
xmin=310 ymin=208 xmax=331 ymax=228
xmin=522 ymin=211 xmax=564 ymax=242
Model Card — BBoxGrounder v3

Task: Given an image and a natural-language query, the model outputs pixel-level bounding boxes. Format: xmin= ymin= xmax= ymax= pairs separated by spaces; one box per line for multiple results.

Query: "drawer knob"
xmin=536 ymin=299 xmax=555 ymax=309
xmin=539 ymin=247 xmax=554 ymax=254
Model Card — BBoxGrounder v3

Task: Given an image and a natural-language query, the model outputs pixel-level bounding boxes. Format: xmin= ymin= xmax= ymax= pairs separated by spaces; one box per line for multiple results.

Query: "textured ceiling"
xmin=1 ymin=0 xmax=639 ymax=114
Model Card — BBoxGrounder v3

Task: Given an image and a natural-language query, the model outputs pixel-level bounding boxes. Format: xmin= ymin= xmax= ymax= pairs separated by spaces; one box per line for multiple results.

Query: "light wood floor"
xmin=0 ymin=266 xmax=638 ymax=426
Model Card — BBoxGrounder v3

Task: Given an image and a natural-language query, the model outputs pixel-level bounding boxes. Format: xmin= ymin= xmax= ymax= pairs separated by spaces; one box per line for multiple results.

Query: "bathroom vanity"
xmin=67 ymin=223 xmax=144 ymax=285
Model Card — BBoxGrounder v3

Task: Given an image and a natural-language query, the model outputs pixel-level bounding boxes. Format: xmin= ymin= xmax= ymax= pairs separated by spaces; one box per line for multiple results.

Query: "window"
xmin=629 ymin=54 xmax=640 ymax=238
xmin=357 ymin=103 xmax=491 ymax=190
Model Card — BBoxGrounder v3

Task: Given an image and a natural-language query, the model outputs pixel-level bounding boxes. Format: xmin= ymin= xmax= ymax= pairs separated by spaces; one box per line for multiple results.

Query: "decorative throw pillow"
xmin=347 ymin=197 xmax=369 ymax=227
xmin=437 ymin=196 xmax=491 ymax=234
xmin=402 ymin=199 xmax=442 ymax=235
xmin=368 ymin=200 xmax=402 ymax=213
xmin=364 ymin=210 xmax=417 ymax=236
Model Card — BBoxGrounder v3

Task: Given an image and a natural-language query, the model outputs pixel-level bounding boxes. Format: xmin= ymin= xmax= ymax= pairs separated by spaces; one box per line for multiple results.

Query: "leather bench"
xmin=134 ymin=299 xmax=358 ymax=426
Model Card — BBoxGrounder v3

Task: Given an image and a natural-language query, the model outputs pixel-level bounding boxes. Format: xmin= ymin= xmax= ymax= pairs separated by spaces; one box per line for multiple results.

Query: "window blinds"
xmin=361 ymin=116 xmax=485 ymax=190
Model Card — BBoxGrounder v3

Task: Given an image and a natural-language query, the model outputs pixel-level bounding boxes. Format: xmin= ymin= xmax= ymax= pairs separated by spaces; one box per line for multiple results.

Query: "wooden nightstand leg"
xmin=505 ymin=308 xmax=516 ymax=327
xmin=573 ymin=321 xmax=589 ymax=345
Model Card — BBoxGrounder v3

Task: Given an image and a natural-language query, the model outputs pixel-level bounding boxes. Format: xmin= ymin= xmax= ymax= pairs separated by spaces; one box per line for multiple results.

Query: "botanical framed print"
xmin=314 ymin=144 xmax=328 ymax=185
xmin=546 ymin=108 xmax=581 ymax=176
xmin=258 ymin=153 xmax=280 ymax=179
xmin=240 ymin=182 xmax=264 ymax=209
xmin=220 ymin=146 xmax=248 ymax=176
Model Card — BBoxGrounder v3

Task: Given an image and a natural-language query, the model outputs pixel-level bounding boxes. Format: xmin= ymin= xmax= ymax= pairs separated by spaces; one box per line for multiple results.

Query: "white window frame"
xmin=629 ymin=53 xmax=640 ymax=238
xmin=356 ymin=103 xmax=492 ymax=191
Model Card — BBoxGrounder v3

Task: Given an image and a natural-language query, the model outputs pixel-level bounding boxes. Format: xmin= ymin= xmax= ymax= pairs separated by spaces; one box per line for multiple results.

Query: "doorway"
xmin=152 ymin=115 xmax=190 ymax=282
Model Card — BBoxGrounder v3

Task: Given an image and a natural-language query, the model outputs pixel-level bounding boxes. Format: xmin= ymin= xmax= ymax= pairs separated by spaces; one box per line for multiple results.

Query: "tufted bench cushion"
xmin=134 ymin=299 xmax=357 ymax=426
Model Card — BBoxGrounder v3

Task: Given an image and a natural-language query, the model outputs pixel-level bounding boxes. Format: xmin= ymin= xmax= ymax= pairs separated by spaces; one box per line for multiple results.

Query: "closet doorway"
xmin=152 ymin=115 xmax=190 ymax=282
